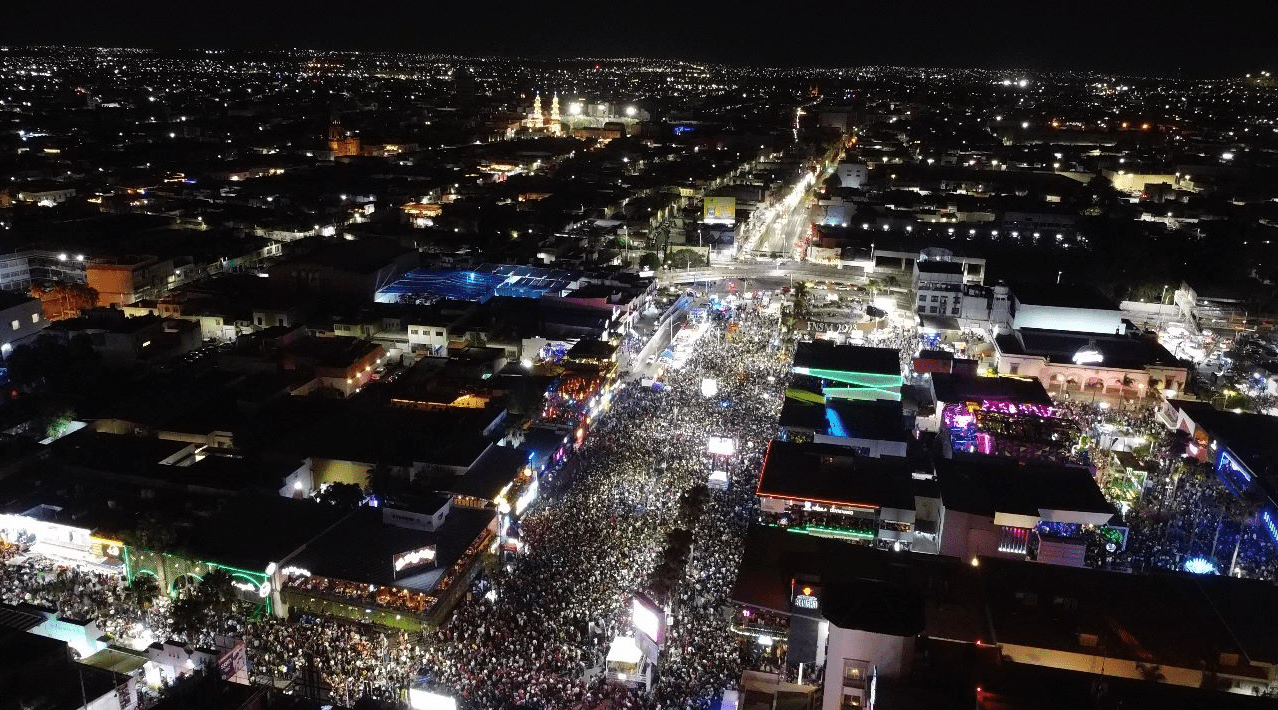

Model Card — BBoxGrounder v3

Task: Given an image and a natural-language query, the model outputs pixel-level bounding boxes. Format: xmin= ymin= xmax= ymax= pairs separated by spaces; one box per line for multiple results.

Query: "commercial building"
xmin=910 ymin=247 xmax=993 ymax=321
xmin=791 ymin=342 xmax=902 ymax=402
xmin=756 ymin=440 xmax=929 ymax=549
xmin=86 ymin=255 xmax=179 ymax=308
xmin=1008 ymin=283 xmax=1124 ymax=335
xmin=269 ymin=239 xmax=418 ymax=305
xmin=0 ymin=290 xmax=47 ymax=354
xmin=1158 ymin=400 xmax=1278 ymax=546
xmin=936 ymin=456 xmax=1114 ymax=565
xmin=279 ymin=335 xmax=387 ymax=398
xmin=994 ymin=328 xmax=1189 ymax=400
xmin=778 ymin=398 xmax=910 ymax=458
xmin=0 ymin=619 xmax=139 ymax=710
xmin=42 ymin=309 xmax=202 ymax=367
xmin=834 ymin=162 xmax=868 ymax=189
xmin=0 ymin=249 xmax=87 ymax=292
xmin=924 ymin=373 xmax=1081 ymax=463
xmin=732 ymin=527 xmax=1278 ymax=710
xmin=279 ymin=500 xmax=495 ymax=630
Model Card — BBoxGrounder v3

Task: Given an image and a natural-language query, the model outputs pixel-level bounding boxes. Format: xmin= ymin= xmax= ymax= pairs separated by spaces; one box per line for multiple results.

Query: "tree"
xmin=638 ymin=252 xmax=661 ymax=271
xmin=314 ymin=482 xmax=364 ymax=510
xmin=791 ymin=281 xmax=812 ymax=321
xmin=44 ymin=408 xmax=75 ymax=441
xmin=197 ymin=569 xmax=239 ymax=617
xmin=667 ymin=249 xmax=707 ymax=269
xmin=30 ymin=283 xmax=99 ymax=321
xmin=127 ymin=575 xmax=162 ymax=610
xmin=170 ymin=595 xmax=210 ymax=641
xmin=677 ymin=484 xmax=711 ymax=526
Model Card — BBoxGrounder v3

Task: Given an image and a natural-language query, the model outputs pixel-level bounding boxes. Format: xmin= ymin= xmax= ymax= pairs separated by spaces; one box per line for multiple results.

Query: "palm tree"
xmin=791 ymin=281 xmax=812 ymax=321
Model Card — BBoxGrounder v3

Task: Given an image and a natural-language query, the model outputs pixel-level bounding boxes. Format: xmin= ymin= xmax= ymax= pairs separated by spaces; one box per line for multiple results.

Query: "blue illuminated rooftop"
xmin=375 ymin=264 xmax=579 ymax=304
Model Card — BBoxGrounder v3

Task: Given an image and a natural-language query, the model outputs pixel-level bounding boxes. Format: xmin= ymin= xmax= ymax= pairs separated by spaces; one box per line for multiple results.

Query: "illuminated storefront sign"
xmin=792 ymin=582 xmax=820 ymax=610
xmin=392 ymin=546 xmax=437 ymax=574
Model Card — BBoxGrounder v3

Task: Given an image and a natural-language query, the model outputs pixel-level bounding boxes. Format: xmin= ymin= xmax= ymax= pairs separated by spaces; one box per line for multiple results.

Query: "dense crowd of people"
xmin=412 ymin=302 xmax=790 ymax=710
xmin=6 ymin=297 xmax=1278 ymax=708
xmin=0 ymin=301 xmax=790 ymax=710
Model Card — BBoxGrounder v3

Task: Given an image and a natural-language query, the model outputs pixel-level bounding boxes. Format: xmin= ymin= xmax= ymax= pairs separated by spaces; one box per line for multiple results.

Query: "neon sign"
xmin=1263 ymin=511 xmax=1278 ymax=545
xmin=392 ymin=545 xmax=437 ymax=573
xmin=792 ymin=583 xmax=820 ymax=610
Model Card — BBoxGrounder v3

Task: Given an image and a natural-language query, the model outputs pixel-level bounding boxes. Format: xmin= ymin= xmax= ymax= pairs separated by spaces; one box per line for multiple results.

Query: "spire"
xmin=550 ymin=93 xmax=560 ymax=122
xmin=531 ymin=92 xmax=543 ymax=121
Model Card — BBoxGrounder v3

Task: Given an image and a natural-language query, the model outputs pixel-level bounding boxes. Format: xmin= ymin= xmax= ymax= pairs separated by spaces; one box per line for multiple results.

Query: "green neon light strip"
xmin=823 ymin=387 xmax=902 ymax=401
xmin=789 ymin=525 xmax=876 ymax=540
xmin=794 ymin=367 xmax=903 ymax=387
xmin=203 ymin=561 xmax=267 ymax=584
xmin=202 ymin=561 xmax=272 ymax=615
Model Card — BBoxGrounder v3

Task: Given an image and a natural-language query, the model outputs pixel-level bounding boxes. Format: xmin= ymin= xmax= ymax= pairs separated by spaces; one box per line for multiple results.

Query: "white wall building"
xmin=0 ymin=291 xmax=47 ymax=355
xmin=835 ymin=162 xmax=869 ymax=189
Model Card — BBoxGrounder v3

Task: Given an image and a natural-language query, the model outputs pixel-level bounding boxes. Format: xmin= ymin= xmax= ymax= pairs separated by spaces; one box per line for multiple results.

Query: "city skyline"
xmin=2 ymin=2 xmax=1274 ymax=77
xmin=1 ymin=18 xmax=1278 ymax=710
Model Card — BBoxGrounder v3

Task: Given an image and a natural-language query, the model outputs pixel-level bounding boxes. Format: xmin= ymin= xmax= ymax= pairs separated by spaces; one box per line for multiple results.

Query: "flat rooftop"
xmin=931 ymin=372 xmax=1053 ymax=407
xmin=937 ymin=456 xmax=1114 ymax=523
xmin=779 ymin=398 xmax=909 ymax=442
xmin=733 ymin=526 xmax=1278 ymax=677
xmin=284 ymin=505 xmax=494 ymax=592
xmin=1011 ymin=283 xmax=1118 ymax=311
xmin=449 ymin=445 xmax=526 ymax=501
xmin=793 ymin=341 xmax=900 ymax=377
xmin=757 ymin=440 xmax=915 ymax=510
xmin=731 ymin=525 xmax=978 ymax=627
xmin=916 ymin=260 xmax=965 ymax=275
xmin=997 ymin=328 xmax=1182 ymax=370
xmin=189 ymin=494 xmax=351 ymax=572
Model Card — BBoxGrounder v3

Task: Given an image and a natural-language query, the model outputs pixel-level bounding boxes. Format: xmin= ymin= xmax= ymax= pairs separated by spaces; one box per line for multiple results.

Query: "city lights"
xmin=0 ymin=34 xmax=1275 ymax=710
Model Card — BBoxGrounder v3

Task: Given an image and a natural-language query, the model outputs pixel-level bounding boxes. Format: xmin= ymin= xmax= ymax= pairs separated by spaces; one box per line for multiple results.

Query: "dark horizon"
xmin=3 ymin=1 xmax=1275 ymax=78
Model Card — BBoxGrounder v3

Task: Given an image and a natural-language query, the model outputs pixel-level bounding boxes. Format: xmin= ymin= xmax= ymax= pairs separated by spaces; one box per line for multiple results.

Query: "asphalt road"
xmin=659 ymin=262 xmax=868 ymax=284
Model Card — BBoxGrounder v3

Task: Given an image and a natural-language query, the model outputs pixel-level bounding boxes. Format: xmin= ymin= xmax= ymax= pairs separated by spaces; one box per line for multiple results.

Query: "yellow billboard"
xmin=703 ymin=196 xmax=736 ymax=224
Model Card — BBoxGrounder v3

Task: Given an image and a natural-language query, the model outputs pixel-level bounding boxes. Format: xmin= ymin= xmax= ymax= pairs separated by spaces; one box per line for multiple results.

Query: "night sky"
xmin=3 ymin=1 xmax=1273 ymax=76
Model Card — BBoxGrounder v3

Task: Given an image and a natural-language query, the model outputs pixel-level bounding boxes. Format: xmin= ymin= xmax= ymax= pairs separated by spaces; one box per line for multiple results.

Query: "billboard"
xmin=703 ymin=196 xmax=736 ymax=225
xmin=216 ymin=640 xmax=249 ymax=685
xmin=392 ymin=545 xmax=437 ymax=575
xmin=632 ymin=594 xmax=666 ymax=646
